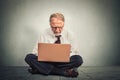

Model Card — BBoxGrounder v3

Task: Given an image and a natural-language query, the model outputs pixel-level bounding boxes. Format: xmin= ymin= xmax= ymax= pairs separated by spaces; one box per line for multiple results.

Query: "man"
xmin=25 ymin=13 xmax=83 ymax=77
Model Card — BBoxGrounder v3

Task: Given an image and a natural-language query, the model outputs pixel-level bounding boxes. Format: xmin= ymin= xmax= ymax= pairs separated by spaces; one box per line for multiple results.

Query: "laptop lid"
xmin=38 ymin=43 xmax=71 ymax=62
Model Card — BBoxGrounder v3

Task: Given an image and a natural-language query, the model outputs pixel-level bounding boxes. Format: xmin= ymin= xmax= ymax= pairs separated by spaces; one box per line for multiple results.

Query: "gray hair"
xmin=49 ymin=13 xmax=65 ymax=22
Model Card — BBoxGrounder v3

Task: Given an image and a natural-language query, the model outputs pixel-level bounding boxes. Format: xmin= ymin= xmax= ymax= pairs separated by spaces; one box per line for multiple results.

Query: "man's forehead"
xmin=50 ymin=17 xmax=63 ymax=22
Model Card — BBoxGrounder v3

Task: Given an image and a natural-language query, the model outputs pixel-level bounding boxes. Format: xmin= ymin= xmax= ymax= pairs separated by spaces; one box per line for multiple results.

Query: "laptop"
xmin=38 ymin=43 xmax=71 ymax=62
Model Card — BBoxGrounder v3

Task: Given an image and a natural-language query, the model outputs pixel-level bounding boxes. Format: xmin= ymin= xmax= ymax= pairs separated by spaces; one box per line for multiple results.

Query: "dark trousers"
xmin=25 ymin=54 xmax=83 ymax=75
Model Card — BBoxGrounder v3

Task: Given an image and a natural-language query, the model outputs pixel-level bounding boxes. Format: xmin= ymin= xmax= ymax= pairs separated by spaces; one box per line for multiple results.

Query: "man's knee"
xmin=24 ymin=54 xmax=35 ymax=63
xmin=70 ymin=55 xmax=83 ymax=67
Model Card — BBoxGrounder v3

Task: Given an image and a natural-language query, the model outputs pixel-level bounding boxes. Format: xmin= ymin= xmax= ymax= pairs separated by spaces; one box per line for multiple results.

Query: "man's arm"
xmin=32 ymin=33 xmax=45 ymax=56
xmin=68 ymin=31 xmax=80 ymax=56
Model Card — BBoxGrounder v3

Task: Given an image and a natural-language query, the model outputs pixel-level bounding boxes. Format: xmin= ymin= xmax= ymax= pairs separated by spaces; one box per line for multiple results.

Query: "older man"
xmin=25 ymin=13 xmax=83 ymax=77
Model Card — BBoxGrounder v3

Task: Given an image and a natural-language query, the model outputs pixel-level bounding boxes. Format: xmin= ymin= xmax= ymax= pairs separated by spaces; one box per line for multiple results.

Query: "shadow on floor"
xmin=0 ymin=66 xmax=120 ymax=80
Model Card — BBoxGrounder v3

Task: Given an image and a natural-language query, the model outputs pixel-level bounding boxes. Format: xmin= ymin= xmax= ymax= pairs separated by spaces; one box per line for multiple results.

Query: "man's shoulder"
xmin=63 ymin=28 xmax=74 ymax=36
xmin=39 ymin=28 xmax=52 ymax=36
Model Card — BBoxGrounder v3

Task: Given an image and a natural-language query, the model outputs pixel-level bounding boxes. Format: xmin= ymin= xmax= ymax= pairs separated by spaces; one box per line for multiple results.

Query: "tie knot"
xmin=55 ymin=35 xmax=61 ymax=38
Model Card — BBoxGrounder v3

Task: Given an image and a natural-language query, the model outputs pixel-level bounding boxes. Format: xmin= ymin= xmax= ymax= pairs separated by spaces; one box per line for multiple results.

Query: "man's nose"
xmin=55 ymin=28 xmax=59 ymax=32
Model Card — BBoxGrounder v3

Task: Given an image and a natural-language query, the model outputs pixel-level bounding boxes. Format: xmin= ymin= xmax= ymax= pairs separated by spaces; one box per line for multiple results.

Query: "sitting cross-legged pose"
xmin=25 ymin=13 xmax=83 ymax=77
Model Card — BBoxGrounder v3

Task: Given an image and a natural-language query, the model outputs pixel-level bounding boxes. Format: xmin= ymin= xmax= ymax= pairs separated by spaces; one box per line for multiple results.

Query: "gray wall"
xmin=0 ymin=0 xmax=120 ymax=66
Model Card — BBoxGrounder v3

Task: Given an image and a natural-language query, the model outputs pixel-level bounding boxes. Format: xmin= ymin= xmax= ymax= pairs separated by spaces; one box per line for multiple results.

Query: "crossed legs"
xmin=25 ymin=54 xmax=83 ymax=76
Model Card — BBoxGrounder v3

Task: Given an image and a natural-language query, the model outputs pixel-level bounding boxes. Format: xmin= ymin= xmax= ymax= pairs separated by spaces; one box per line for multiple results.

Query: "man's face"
xmin=50 ymin=17 xmax=64 ymax=35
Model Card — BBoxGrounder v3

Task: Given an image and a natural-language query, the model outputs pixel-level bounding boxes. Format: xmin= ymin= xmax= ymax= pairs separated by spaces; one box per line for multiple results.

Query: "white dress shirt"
xmin=32 ymin=28 xmax=80 ymax=56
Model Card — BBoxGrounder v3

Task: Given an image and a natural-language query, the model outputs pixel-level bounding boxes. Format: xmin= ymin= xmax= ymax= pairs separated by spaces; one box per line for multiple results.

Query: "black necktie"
xmin=54 ymin=35 xmax=61 ymax=44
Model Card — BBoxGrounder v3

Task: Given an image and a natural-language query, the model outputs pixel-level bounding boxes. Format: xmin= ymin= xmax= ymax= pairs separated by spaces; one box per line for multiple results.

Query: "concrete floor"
xmin=0 ymin=66 xmax=120 ymax=80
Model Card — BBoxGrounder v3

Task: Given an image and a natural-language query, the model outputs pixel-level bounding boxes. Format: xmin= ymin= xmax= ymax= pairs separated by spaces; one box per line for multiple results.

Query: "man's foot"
xmin=28 ymin=68 xmax=39 ymax=74
xmin=64 ymin=68 xmax=79 ymax=77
